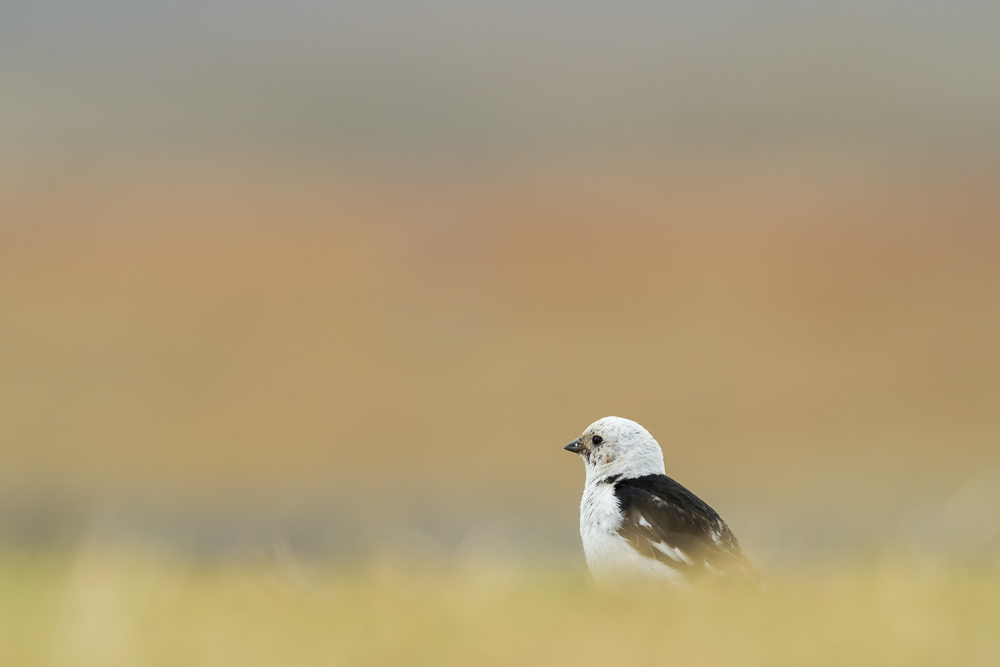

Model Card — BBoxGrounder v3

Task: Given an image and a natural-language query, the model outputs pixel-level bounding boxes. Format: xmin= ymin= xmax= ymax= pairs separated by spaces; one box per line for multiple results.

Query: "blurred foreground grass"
xmin=2 ymin=548 xmax=998 ymax=667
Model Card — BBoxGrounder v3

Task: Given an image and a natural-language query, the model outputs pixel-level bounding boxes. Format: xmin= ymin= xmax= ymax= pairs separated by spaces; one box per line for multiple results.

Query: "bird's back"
xmin=580 ymin=473 xmax=755 ymax=584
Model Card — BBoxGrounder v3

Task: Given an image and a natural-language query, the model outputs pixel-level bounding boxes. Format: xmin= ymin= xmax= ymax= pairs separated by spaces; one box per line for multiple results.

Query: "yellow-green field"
xmin=3 ymin=548 xmax=997 ymax=667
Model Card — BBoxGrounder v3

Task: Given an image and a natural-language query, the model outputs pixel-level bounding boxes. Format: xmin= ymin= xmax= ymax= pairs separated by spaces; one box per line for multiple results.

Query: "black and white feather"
xmin=565 ymin=416 xmax=755 ymax=584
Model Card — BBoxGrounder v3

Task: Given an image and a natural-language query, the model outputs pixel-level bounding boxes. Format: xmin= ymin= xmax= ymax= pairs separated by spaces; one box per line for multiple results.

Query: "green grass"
xmin=1 ymin=548 xmax=998 ymax=667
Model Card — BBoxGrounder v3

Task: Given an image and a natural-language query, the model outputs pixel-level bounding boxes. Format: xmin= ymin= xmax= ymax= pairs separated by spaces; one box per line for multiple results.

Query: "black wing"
xmin=613 ymin=474 xmax=755 ymax=578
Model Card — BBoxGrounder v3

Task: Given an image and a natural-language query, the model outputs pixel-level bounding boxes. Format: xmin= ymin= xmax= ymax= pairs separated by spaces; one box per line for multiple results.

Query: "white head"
xmin=564 ymin=416 xmax=666 ymax=482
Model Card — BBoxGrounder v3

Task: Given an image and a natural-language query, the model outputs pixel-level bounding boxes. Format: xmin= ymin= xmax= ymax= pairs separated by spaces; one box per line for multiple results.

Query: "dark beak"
xmin=564 ymin=437 xmax=585 ymax=454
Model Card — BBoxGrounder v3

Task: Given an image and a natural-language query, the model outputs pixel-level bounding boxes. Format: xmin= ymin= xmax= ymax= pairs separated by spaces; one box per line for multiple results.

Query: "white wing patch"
xmin=652 ymin=541 xmax=694 ymax=565
xmin=638 ymin=516 xmax=652 ymax=529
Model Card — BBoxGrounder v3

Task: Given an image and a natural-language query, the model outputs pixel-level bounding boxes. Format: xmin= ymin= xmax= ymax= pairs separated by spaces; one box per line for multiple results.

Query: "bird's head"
xmin=564 ymin=416 xmax=666 ymax=481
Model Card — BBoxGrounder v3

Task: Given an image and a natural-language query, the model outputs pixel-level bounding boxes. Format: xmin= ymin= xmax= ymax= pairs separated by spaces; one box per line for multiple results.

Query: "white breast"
xmin=579 ymin=482 xmax=685 ymax=585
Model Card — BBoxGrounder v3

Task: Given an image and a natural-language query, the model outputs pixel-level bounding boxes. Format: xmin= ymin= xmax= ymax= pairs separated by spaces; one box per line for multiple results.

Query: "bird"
xmin=564 ymin=416 xmax=755 ymax=585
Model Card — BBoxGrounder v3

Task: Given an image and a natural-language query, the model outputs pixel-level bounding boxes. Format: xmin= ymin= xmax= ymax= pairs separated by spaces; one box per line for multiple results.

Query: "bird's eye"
xmin=592 ymin=435 xmax=603 ymax=445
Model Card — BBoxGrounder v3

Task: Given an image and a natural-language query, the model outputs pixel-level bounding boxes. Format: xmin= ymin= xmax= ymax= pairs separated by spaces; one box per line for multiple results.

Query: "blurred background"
xmin=3 ymin=0 xmax=1000 ymax=570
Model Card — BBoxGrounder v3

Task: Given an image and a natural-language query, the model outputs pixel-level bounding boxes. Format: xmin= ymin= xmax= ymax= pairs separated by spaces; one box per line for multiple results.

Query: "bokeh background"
xmin=2 ymin=1 xmax=1000 ymax=663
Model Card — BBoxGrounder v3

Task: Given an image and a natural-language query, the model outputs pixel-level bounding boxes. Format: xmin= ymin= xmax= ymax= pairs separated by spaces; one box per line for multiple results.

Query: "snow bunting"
xmin=565 ymin=416 xmax=755 ymax=584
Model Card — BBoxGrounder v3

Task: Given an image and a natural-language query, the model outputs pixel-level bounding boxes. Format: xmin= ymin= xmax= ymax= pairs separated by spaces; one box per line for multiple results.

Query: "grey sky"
xmin=2 ymin=0 xmax=999 ymax=160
